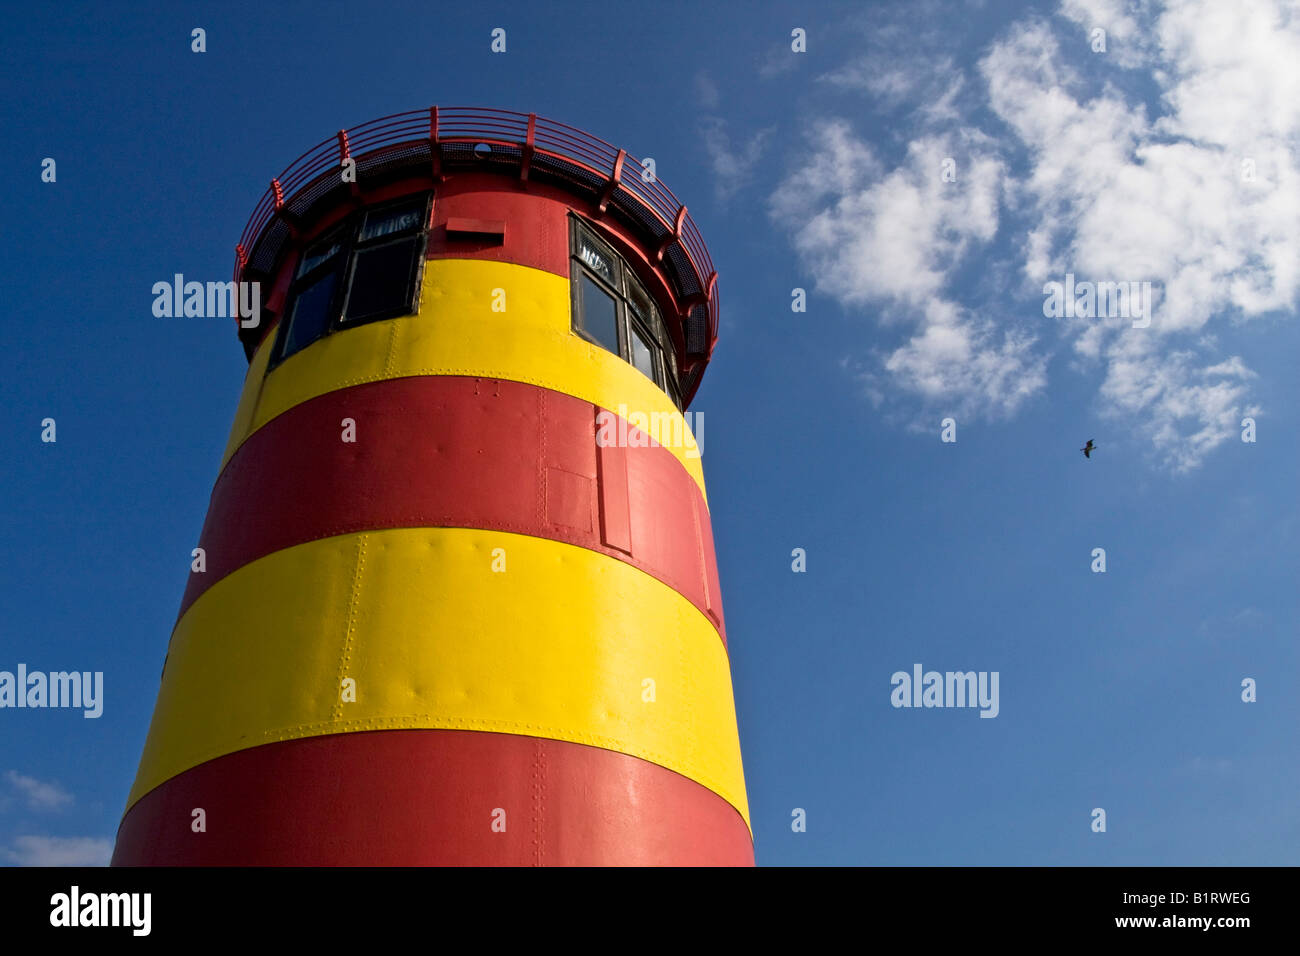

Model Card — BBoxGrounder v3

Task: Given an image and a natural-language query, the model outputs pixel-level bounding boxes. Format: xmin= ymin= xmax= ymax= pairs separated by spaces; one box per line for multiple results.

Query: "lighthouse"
xmin=112 ymin=107 xmax=751 ymax=865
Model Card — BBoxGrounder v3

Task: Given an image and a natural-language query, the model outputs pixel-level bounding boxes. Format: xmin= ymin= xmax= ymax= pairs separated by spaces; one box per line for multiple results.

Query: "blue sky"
xmin=2 ymin=0 xmax=1297 ymax=865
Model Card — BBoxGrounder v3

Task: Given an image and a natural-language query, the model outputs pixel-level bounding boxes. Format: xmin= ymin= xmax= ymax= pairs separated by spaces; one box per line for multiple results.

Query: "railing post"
xmin=429 ymin=106 xmax=442 ymax=181
xmin=706 ymin=271 xmax=719 ymax=346
xmin=597 ymin=148 xmax=626 ymax=214
xmin=338 ymin=129 xmax=361 ymax=198
xmin=520 ymin=112 xmax=536 ymax=182
xmin=655 ymin=204 xmax=687 ymax=262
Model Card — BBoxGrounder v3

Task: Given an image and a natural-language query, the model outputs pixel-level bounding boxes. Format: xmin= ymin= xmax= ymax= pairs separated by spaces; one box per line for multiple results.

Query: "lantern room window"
xmin=569 ymin=216 xmax=678 ymax=406
xmin=270 ymin=193 xmax=431 ymax=369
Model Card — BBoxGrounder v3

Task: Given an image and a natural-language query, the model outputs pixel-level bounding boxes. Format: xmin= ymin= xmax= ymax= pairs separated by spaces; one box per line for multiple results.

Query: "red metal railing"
xmin=234 ymin=107 xmax=719 ymax=351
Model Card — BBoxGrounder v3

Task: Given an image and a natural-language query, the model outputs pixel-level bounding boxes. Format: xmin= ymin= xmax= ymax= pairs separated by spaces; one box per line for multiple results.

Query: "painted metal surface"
xmin=128 ymin=526 xmax=750 ymax=826
xmin=182 ymin=375 xmax=725 ymax=641
xmin=113 ymin=730 xmax=753 ymax=866
xmin=220 ymin=260 xmax=706 ymax=494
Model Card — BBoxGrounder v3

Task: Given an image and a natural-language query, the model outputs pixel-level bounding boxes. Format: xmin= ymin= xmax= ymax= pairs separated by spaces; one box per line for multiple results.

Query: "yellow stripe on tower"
xmin=221 ymin=259 xmax=707 ymax=497
xmin=131 ymin=527 xmax=749 ymax=827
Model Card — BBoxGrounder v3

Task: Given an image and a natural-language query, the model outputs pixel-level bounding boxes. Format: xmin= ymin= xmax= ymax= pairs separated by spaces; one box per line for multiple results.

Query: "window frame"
xmin=269 ymin=193 xmax=432 ymax=370
xmin=572 ymin=267 xmax=624 ymax=357
xmin=338 ymin=231 xmax=428 ymax=328
xmin=626 ymin=312 xmax=660 ymax=383
xmin=568 ymin=215 xmax=681 ymax=404
xmin=274 ymin=224 xmax=348 ymax=366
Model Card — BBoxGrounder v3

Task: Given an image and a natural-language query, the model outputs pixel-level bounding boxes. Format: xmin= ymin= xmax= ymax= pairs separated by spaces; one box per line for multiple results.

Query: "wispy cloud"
xmin=758 ymin=37 xmax=801 ymax=78
xmin=700 ymin=117 xmax=776 ymax=202
xmin=1183 ymin=756 xmax=1235 ymax=776
xmin=1058 ymin=0 xmax=1156 ymax=68
xmin=772 ymin=121 xmax=1042 ymax=422
xmin=4 ymin=771 xmax=73 ymax=812
xmin=821 ymin=54 xmax=968 ymax=125
xmin=1197 ymin=605 xmax=1269 ymax=642
xmin=694 ymin=70 xmax=721 ymax=111
xmin=695 ymin=69 xmax=776 ymax=203
xmin=2 ymin=835 xmax=112 ymax=866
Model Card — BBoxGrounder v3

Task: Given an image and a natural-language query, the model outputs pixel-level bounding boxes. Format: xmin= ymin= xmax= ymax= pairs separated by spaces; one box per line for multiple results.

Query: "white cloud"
xmin=773 ymin=122 xmax=1039 ymax=420
xmin=3 ymin=836 xmax=112 ymax=867
xmin=770 ymin=119 xmax=884 ymax=216
xmin=776 ymin=128 xmax=1005 ymax=306
xmin=773 ymin=0 xmax=1300 ymax=469
xmin=1098 ymin=337 xmax=1260 ymax=471
xmin=984 ymin=16 xmax=1300 ymax=331
xmin=1154 ymin=0 xmax=1300 ymax=149
xmin=879 ymin=310 xmax=1049 ymax=421
xmin=4 ymin=771 xmax=73 ymax=811
xmin=980 ymin=3 xmax=1300 ymax=467
xmin=1059 ymin=0 xmax=1155 ymax=67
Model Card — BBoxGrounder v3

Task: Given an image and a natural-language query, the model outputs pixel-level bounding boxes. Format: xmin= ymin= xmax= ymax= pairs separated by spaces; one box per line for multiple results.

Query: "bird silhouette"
xmin=1081 ymin=439 xmax=1095 ymax=458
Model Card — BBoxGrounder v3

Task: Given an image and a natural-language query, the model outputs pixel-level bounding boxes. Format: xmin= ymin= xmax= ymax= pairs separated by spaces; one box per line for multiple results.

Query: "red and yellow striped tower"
xmin=112 ymin=108 xmax=752 ymax=865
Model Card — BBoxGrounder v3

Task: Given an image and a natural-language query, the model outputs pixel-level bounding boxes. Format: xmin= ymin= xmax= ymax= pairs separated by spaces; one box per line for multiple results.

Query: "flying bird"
xmin=1081 ymin=439 xmax=1095 ymax=459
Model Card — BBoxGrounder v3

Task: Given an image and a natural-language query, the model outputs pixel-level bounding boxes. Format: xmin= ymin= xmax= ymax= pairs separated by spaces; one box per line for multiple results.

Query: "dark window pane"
xmin=627 ymin=272 xmax=674 ymax=362
xmin=630 ymin=322 xmax=656 ymax=382
xmin=626 ymin=275 xmax=654 ymax=326
xmin=627 ymin=292 xmax=650 ymax=328
xmin=297 ymin=237 xmax=342 ymax=278
xmin=580 ymin=274 xmax=619 ymax=355
xmin=578 ymin=234 xmax=617 ymax=286
xmin=360 ymin=202 xmax=425 ymax=242
xmin=281 ymin=270 xmax=338 ymax=359
xmin=342 ymin=238 xmax=419 ymax=324
xmin=668 ymin=377 xmax=683 ymax=411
